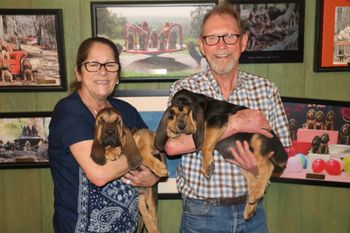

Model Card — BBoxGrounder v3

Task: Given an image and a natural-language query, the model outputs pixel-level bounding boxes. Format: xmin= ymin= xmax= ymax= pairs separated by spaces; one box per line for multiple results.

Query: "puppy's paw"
xmin=244 ymin=202 xmax=257 ymax=220
xmin=153 ymin=163 xmax=168 ymax=177
xmin=201 ymin=162 xmax=214 ymax=179
xmin=105 ymin=154 xmax=118 ymax=161
xmin=142 ymin=156 xmax=168 ymax=177
xmin=105 ymin=146 xmax=122 ymax=161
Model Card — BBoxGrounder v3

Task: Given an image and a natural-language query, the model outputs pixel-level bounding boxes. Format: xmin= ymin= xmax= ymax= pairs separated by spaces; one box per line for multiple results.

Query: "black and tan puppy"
xmin=318 ymin=133 xmax=329 ymax=154
xmin=91 ymin=107 xmax=168 ymax=233
xmin=155 ymin=89 xmax=288 ymax=220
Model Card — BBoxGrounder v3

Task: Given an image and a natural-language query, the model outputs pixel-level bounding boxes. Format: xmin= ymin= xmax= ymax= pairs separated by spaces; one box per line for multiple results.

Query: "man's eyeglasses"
xmin=82 ymin=61 xmax=119 ymax=72
xmin=202 ymin=34 xmax=240 ymax=46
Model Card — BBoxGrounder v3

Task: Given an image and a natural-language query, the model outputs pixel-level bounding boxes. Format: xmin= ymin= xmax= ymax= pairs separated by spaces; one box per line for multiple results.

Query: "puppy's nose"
xmin=178 ymin=122 xmax=186 ymax=130
xmin=106 ymin=128 xmax=115 ymax=136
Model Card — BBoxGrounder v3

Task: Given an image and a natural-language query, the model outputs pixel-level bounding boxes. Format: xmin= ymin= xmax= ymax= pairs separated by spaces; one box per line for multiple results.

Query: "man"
xmin=164 ymin=4 xmax=291 ymax=233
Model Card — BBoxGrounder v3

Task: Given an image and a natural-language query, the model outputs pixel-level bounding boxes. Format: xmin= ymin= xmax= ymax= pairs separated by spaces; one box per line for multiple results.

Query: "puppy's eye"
xmin=115 ymin=118 xmax=122 ymax=125
xmin=98 ymin=118 xmax=105 ymax=125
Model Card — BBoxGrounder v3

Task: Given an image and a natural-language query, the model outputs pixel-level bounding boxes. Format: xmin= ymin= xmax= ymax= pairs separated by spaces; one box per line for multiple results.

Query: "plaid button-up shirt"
xmin=169 ymin=67 xmax=291 ymax=199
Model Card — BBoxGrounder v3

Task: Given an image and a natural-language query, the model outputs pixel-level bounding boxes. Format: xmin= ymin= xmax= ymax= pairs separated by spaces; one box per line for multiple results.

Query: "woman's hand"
xmin=121 ymin=164 xmax=159 ymax=187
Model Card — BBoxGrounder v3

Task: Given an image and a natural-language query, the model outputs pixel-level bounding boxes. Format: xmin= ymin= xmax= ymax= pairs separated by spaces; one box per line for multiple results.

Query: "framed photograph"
xmin=226 ymin=0 xmax=305 ymax=63
xmin=0 ymin=112 xmax=51 ymax=168
xmin=274 ymin=97 xmax=350 ymax=187
xmin=0 ymin=9 xmax=67 ymax=92
xmin=91 ymin=1 xmax=217 ymax=83
xmin=314 ymin=0 xmax=350 ymax=72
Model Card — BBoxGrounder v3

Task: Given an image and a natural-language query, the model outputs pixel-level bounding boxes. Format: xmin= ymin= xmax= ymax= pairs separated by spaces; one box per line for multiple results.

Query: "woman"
xmin=48 ymin=37 xmax=159 ymax=233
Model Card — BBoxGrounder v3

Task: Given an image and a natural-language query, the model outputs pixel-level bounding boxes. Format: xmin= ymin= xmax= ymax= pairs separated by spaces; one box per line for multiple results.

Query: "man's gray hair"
xmin=200 ymin=3 xmax=245 ymax=36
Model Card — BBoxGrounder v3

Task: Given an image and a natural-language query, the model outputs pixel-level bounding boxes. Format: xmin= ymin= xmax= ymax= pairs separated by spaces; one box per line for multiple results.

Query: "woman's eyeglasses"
xmin=82 ymin=61 xmax=119 ymax=72
xmin=202 ymin=34 xmax=240 ymax=46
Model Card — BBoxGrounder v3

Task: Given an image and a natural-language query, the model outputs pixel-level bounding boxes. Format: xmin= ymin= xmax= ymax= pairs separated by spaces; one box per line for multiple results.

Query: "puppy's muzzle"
xmin=176 ymin=120 xmax=187 ymax=131
xmin=101 ymin=127 xmax=121 ymax=148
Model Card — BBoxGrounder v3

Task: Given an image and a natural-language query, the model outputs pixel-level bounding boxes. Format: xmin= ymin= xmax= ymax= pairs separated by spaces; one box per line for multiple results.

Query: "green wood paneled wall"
xmin=0 ymin=0 xmax=349 ymax=233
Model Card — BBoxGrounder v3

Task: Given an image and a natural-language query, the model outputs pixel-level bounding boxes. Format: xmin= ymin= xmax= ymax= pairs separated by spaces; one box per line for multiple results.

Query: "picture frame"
xmin=314 ymin=0 xmax=350 ymax=72
xmin=91 ymin=1 xmax=217 ymax=84
xmin=226 ymin=0 xmax=305 ymax=63
xmin=274 ymin=96 xmax=350 ymax=188
xmin=0 ymin=9 xmax=67 ymax=92
xmin=0 ymin=111 xmax=51 ymax=168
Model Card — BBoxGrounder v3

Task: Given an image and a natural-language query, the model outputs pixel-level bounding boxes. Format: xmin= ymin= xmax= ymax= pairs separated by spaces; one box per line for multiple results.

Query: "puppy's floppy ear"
xmin=90 ymin=120 xmax=106 ymax=165
xmin=90 ymin=139 xmax=106 ymax=165
xmin=192 ymin=104 xmax=204 ymax=151
xmin=155 ymin=107 xmax=171 ymax=151
xmin=122 ymin=127 xmax=143 ymax=170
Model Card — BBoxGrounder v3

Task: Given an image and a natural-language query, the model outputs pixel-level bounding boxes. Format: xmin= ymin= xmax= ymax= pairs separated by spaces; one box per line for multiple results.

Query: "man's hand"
xmin=225 ymin=141 xmax=259 ymax=176
xmin=121 ymin=164 xmax=159 ymax=187
xmin=227 ymin=109 xmax=273 ymax=138
xmin=225 ymin=141 xmax=275 ymax=176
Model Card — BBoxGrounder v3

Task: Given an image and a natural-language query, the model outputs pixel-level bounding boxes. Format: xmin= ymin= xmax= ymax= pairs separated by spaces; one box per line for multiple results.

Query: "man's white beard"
xmin=209 ymin=58 xmax=237 ymax=75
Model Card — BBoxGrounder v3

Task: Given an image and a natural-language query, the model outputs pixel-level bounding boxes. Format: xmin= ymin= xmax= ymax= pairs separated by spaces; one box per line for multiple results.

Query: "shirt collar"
xmin=236 ymin=70 xmax=245 ymax=89
xmin=205 ymin=66 xmax=222 ymax=98
xmin=205 ymin=66 xmax=246 ymax=99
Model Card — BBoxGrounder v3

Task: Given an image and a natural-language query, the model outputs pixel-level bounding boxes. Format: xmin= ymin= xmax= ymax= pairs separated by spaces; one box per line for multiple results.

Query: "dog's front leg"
xmin=201 ymin=127 xmax=225 ymax=179
xmin=133 ymin=129 xmax=168 ymax=177
xmin=141 ymin=150 xmax=168 ymax=177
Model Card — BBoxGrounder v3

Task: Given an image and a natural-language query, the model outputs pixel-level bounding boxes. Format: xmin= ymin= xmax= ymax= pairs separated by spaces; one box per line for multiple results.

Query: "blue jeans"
xmin=180 ymin=197 xmax=268 ymax=233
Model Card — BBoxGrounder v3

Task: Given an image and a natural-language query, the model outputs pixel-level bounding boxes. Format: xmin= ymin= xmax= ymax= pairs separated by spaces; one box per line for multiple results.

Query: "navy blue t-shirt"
xmin=48 ymin=92 xmax=147 ymax=233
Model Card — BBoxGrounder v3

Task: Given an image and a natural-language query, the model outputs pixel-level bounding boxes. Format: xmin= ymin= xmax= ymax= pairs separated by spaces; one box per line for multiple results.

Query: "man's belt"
xmin=205 ymin=195 xmax=247 ymax=206
xmin=218 ymin=195 xmax=247 ymax=206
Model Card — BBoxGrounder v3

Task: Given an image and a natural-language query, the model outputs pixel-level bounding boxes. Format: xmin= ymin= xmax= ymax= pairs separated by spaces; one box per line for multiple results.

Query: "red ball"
xmin=312 ymin=159 xmax=326 ymax=173
xmin=325 ymin=159 xmax=342 ymax=176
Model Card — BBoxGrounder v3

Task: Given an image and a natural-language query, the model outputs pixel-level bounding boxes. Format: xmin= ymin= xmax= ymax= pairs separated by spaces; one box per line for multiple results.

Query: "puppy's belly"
xmin=215 ymin=132 xmax=288 ymax=174
xmin=215 ymin=133 xmax=254 ymax=160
